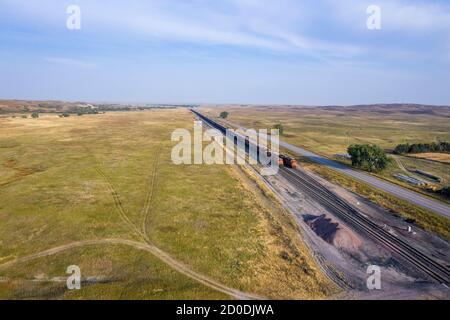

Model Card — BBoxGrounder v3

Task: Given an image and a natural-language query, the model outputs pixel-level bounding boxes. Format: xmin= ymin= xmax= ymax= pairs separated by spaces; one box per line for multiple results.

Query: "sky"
xmin=1 ymin=0 xmax=450 ymax=105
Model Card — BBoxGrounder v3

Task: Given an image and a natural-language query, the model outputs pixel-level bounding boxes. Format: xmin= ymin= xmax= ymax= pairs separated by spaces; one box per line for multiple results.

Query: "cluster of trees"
xmin=75 ymin=110 xmax=99 ymax=116
xmin=394 ymin=141 xmax=450 ymax=154
xmin=95 ymin=104 xmax=188 ymax=112
xmin=273 ymin=123 xmax=284 ymax=135
xmin=347 ymin=144 xmax=389 ymax=173
xmin=73 ymin=106 xmax=99 ymax=115
xmin=219 ymin=111 xmax=229 ymax=119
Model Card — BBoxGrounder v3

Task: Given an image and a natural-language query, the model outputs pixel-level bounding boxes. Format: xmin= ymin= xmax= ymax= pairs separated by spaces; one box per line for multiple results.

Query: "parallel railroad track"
xmin=280 ymin=167 xmax=450 ymax=285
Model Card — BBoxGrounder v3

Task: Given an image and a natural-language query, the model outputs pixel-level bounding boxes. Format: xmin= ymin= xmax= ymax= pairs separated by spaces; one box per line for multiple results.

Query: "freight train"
xmin=191 ymin=109 xmax=298 ymax=169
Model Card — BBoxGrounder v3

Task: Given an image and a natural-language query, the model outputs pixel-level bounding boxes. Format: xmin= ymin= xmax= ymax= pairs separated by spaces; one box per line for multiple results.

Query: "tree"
xmin=393 ymin=143 xmax=410 ymax=154
xmin=273 ymin=123 xmax=284 ymax=136
xmin=347 ymin=144 xmax=389 ymax=173
xmin=394 ymin=141 xmax=450 ymax=154
xmin=219 ymin=111 xmax=229 ymax=119
xmin=31 ymin=112 xmax=39 ymax=118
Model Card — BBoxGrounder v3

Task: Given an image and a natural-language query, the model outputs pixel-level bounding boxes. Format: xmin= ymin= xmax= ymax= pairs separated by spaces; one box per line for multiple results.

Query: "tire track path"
xmin=0 ymin=239 xmax=263 ymax=300
xmin=94 ymin=166 xmax=148 ymax=241
xmin=141 ymin=149 xmax=160 ymax=238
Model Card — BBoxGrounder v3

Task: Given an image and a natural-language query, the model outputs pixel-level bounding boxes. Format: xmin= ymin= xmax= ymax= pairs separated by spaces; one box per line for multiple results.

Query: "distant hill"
xmin=0 ymin=100 xmax=93 ymax=113
xmin=2 ymin=100 xmax=450 ymax=116
xmin=0 ymin=99 xmax=195 ymax=114
xmin=202 ymin=103 xmax=450 ymax=118
xmin=321 ymin=104 xmax=450 ymax=116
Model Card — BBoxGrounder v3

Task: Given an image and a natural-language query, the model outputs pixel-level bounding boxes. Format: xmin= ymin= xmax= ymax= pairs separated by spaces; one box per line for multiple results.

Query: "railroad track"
xmin=191 ymin=109 xmax=450 ymax=285
xmin=280 ymin=167 xmax=450 ymax=285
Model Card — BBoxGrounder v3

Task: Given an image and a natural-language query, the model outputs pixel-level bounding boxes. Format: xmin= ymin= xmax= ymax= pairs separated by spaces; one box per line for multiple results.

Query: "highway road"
xmin=215 ymin=116 xmax=450 ymax=219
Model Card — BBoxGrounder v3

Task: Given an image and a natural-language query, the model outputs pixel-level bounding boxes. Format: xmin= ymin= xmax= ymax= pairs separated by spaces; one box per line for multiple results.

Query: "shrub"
xmin=31 ymin=112 xmax=39 ymax=118
xmin=219 ymin=111 xmax=229 ymax=119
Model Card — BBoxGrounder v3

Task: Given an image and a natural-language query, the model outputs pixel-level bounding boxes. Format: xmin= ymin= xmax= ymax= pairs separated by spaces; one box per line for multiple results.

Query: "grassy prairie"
xmin=201 ymin=105 xmax=450 ymax=156
xmin=0 ymin=244 xmax=226 ymax=300
xmin=0 ymin=110 xmax=332 ymax=299
xmin=408 ymin=153 xmax=450 ymax=165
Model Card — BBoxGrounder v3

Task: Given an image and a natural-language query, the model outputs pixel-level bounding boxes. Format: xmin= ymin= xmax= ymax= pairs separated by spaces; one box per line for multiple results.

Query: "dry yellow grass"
xmin=0 ymin=110 xmax=334 ymax=299
xmin=227 ymin=165 xmax=336 ymax=299
xmin=408 ymin=153 xmax=450 ymax=164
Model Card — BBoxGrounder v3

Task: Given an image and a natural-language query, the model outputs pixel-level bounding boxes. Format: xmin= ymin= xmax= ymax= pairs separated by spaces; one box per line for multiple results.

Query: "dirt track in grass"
xmin=0 ymin=238 xmax=263 ymax=300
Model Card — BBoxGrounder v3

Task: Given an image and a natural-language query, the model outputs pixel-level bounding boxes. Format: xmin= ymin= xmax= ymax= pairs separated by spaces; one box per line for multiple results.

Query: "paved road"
xmin=218 ymin=117 xmax=450 ymax=219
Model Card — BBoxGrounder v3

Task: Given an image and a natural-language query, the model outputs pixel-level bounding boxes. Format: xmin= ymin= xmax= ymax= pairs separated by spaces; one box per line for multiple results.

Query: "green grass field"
xmin=0 ymin=109 xmax=333 ymax=299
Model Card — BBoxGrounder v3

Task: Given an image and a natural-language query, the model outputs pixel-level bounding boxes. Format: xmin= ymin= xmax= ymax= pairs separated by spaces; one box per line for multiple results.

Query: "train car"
xmin=279 ymin=154 xmax=298 ymax=169
xmin=266 ymin=152 xmax=284 ymax=166
xmin=267 ymin=152 xmax=298 ymax=168
xmin=289 ymin=158 xmax=298 ymax=169
xmin=191 ymin=109 xmax=227 ymax=134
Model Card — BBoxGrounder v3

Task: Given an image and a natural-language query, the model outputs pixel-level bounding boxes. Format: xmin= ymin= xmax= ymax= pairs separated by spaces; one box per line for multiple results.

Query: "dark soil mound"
xmin=304 ymin=214 xmax=362 ymax=251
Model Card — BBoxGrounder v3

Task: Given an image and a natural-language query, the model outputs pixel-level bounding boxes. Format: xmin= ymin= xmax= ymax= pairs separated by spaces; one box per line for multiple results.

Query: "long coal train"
xmin=191 ymin=109 xmax=297 ymax=168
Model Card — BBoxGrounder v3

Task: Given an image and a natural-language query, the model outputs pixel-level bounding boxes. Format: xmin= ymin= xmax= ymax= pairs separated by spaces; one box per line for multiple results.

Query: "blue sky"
xmin=1 ymin=0 xmax=450 ymax=105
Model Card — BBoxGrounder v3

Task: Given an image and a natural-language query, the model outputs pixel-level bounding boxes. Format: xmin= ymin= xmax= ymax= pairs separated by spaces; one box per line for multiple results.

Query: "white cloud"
xmin=0 ymin=0 xmax=364 ymax=59
xmin=3 ymin=0 xmax=449 ymax=63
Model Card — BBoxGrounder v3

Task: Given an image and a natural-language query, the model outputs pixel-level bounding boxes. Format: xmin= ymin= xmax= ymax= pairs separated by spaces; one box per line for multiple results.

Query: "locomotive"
xmin=279 ymin=154 xmax=298 ymax=169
